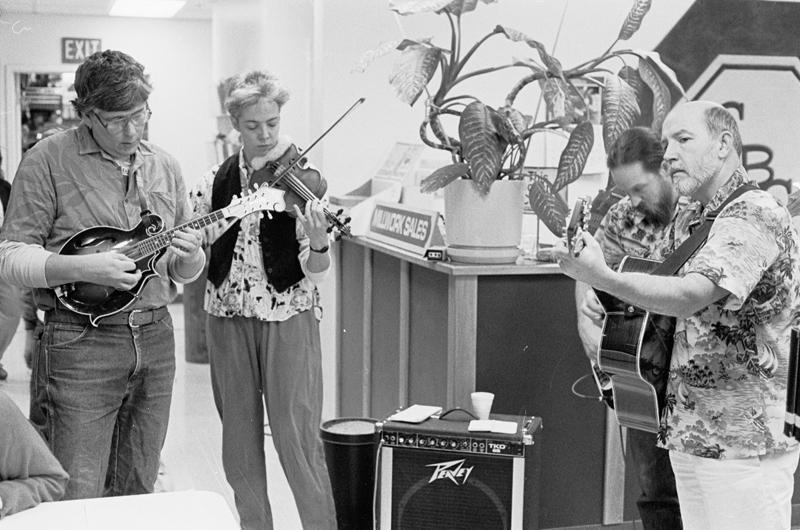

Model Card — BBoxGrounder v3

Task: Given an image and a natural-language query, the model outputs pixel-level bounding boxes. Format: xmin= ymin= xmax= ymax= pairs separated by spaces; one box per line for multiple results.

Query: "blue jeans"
xmin=628 ymin=427 xmax=683 ymax=530
xmin=30 ymin=310 xmax=175 ymax=500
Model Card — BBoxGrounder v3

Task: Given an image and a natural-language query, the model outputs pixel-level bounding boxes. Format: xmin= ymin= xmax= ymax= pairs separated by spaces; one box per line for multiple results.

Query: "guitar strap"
xmin=134 ymin=170 xmax=151 ymax=217
xmin=652 ymin=184 xmax=758 ymax=276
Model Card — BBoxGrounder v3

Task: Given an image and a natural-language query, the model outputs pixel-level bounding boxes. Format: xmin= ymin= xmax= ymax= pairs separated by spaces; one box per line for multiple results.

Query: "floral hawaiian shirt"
xmin=656 ymin=168 xmax=800 ymax=459
xmin=596 ymin=195 xmax=697 ymax=268
xmin=189 ymin=141 xmax=327 ymax=322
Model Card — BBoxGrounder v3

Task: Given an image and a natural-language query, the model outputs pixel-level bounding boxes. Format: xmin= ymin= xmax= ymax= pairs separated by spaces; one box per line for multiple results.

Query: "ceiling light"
xmin=109 ymin=0 xmax=187 ymax=18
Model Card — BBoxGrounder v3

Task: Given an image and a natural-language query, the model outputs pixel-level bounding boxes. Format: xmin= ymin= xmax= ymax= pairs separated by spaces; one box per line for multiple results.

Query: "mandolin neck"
xmin=129 ymin=210 xmax=228 ymax=259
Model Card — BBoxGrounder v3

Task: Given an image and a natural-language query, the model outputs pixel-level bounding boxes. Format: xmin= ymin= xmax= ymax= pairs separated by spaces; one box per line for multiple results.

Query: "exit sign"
xmin=61 ymin=38 xmax=102 ymax=64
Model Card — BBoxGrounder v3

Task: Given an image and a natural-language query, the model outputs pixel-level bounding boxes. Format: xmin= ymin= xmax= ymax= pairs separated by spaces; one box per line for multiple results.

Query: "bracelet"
xmin=310 ymin=244 xmax=329 ymax=254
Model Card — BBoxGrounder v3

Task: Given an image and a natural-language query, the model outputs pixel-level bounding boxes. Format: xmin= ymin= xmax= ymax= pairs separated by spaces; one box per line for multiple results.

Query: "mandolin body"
xmin=55 ymin=214 xmax=166 ymax=325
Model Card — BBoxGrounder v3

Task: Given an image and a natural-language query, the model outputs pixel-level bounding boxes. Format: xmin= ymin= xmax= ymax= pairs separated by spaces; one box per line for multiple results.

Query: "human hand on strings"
xmin=294 ymin=199 xmax=330 ymax=251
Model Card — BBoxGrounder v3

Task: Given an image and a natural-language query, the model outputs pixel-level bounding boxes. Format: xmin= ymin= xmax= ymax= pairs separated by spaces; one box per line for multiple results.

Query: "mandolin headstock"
xmin=225 ymin=185 xmax=287 ymax=220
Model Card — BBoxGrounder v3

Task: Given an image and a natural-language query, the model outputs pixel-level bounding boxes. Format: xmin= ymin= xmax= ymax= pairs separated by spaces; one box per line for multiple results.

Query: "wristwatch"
xmin=310 ymin=244 xmax=329 ymax=254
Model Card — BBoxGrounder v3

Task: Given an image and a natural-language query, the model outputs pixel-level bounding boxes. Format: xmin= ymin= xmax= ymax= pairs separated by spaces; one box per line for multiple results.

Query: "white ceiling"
xmin=0 ymin=0 xmax=214 ymax=20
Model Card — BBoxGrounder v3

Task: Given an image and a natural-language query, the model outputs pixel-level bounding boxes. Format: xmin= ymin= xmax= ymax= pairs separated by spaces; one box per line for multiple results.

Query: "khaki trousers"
xmin=207 ymin=312 xmax=335 ymax=530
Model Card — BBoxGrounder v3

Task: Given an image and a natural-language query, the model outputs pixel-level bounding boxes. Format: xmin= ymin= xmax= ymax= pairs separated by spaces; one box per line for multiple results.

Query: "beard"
xmin=636 ymin=180 xmax=675 ymax=227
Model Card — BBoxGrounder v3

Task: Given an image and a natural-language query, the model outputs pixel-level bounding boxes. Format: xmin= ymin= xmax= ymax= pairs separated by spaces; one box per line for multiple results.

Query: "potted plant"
xmin=358 ymin=0 xmax=684 ymax=263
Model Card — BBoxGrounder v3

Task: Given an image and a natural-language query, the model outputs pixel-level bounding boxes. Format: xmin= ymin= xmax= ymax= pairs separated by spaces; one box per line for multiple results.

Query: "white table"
xmin=0 ymin=490 xmax=239 ymax=530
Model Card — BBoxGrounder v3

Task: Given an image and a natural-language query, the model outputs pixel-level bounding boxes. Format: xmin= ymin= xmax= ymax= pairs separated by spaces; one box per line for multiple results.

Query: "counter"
xmin=334 ymin=236 xmax=641 ymax=529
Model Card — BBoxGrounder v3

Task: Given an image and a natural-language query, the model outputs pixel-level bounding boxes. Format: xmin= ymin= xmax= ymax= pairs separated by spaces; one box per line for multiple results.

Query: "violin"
xmin=252 ymin=144 xmax=351 ymax=238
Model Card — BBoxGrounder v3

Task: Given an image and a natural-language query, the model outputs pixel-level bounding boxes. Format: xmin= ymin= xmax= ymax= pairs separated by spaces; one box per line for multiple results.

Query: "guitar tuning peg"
xmin=252 ymin=182 xmax=260 ymax=190
xmin=344 ymin=216 xmax=352 ymax=224
xmin=326 ymin=226 xmax=333 ymax=233
xmin=336 ymin=208 xmax=344 ymax=216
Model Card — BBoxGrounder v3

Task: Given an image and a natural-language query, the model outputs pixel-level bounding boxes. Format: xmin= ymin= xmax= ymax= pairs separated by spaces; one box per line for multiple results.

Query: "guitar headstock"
xmin=225 ymin=186 xmax=287 ymax=219
xmin=565 ymin=196 xmax=591 ymax=256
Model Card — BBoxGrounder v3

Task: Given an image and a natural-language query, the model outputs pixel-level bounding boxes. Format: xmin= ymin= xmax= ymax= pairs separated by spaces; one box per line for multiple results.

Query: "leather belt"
xmin=44 ymin=307 xmax=169 ymax=328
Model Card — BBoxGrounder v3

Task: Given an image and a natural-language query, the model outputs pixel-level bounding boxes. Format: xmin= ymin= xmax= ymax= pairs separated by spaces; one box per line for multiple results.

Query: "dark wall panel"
xmin=338 ymin=242 xmax=367 ymax=417
xmin=407 ymin=265 xmax=448 ymax=408
xmin=370 ymin=251 xmax=402 ymax=418
xmin=476 ymin=274 xmax=609 ymax=528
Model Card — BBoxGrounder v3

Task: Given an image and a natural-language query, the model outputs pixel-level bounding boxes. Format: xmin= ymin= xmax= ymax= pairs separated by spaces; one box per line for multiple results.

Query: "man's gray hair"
xmin=705 ymin=105 xmax=743 ymax=157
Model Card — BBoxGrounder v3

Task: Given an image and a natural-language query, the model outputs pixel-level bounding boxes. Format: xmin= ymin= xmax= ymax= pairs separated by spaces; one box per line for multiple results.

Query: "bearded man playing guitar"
xmin=576 ymin=127 xmax=690 ymax=529
xmin=562 ymin=101 xmax=800 ymax=530
xmin=0 ymin=50 xmax=204 ymax=500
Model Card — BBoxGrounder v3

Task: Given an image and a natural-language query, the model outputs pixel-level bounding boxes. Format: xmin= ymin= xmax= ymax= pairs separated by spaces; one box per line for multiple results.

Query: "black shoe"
xmin=0 ymin=364 xmax=7 ymax=381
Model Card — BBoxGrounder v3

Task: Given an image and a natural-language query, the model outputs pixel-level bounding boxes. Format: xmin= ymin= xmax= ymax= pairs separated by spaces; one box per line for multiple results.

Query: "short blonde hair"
xmin=224 ymin=71 xmax=290 ymax=120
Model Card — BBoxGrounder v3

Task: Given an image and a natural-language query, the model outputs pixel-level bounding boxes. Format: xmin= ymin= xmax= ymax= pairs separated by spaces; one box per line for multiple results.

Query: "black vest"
xmin=0 ymin=179 xmax=10 ymax=211
xmin=207 ymin=154 xmax=304 ymax=293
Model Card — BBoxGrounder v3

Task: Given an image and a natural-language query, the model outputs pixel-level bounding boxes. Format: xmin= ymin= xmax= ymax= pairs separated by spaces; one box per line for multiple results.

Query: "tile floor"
xmin=0 ymin=303 xmax=303 ymax=530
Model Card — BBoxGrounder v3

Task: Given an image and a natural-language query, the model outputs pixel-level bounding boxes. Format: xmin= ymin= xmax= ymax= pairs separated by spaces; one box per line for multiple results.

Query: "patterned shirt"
xmin=0 ymin=124 xmax=193 ymax=309
xmin=189 ymin=139 xmax=328 ymax=322
xmin=596 ymin=195 xmax=697 ymax=268
xmin=657 ymin=168 xmax=800 ymax=459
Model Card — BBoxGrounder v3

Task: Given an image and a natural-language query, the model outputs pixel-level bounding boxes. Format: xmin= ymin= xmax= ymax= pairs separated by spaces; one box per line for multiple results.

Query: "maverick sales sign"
xmin=367 ymin=202 xmax=444 ymax=258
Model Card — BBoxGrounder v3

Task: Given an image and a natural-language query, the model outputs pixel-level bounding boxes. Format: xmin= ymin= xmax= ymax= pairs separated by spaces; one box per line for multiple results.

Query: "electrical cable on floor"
xmin=571 ymin=372 xmax=607 ymax=402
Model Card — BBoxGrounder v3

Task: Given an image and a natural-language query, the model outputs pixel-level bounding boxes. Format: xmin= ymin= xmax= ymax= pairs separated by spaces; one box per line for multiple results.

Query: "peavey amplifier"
xmin=377 ymin=414 xmax=542 ymax=529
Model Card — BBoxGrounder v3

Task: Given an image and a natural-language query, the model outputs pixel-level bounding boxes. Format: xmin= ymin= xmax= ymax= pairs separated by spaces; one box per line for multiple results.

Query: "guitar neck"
xmin=130 ymin=210 xmax=227 ymax=259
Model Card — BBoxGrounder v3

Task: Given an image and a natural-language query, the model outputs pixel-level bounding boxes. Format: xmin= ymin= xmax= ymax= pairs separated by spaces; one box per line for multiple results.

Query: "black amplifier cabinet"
xmin=377 ymin=414 xmax=542 ymax=530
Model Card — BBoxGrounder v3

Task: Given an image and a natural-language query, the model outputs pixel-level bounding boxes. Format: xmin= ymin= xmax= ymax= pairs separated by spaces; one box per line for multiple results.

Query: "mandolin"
xmin=54 ymin=185 xmax=286 ymax=326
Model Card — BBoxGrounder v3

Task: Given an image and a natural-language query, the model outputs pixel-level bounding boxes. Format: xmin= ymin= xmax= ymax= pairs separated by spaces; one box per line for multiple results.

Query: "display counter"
xmin=334 ymin=236 xmax=640 ymax=529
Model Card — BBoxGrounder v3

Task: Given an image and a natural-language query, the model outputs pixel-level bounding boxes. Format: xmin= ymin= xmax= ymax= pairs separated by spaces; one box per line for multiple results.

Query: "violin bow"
xmin=268 ymin=97 xmax=365 ymax=188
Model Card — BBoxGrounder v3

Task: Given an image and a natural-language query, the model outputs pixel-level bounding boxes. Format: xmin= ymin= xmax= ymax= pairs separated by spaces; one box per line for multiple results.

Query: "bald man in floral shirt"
xmin=561 ymin=101 xmax=800 ymax=530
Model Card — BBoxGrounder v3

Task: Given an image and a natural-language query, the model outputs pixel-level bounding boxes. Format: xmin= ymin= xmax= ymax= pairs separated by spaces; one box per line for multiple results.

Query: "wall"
xmin=0 ymin=13 xmax=212 ymax=186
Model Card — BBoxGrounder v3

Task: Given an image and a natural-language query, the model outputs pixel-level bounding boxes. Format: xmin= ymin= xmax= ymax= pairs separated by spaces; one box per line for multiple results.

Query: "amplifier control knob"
xmin=449 ymin=441 xmax=457 ymax=448
xmin=398 ymin=437 xmax=405 ymax=444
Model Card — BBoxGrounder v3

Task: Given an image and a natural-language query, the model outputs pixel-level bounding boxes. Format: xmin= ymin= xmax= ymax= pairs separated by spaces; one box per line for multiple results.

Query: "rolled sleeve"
xmin=684 ymin=203 xmax=780 ymax=311
xmin=0 ymin=241 xmax=51 ymax=288
xmin=296 ymin=219 xmax=330 ymax=284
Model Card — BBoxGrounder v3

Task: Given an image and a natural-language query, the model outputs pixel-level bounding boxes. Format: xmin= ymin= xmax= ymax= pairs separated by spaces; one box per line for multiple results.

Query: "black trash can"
xmin=320 ymin=417 xmax=379 ymax=530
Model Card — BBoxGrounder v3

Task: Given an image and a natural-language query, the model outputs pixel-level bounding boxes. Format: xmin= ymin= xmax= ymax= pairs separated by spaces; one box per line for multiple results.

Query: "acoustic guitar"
xmin=594 ymin=259 xmax=674 ymax=433
xmin=54 ymin=185 xmax=286 ymax=326
xmin=566 ymin=195 xmax=672 ymax=433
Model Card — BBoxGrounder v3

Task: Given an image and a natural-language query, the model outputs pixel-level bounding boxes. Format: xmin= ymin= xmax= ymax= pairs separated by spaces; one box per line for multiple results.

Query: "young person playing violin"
xmin=189 ymin=70 xmax=336 ymax=530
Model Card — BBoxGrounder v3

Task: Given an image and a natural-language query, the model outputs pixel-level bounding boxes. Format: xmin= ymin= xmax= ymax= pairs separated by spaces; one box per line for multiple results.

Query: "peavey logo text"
xmin=427 ymin=459 xmax=474 ymax=485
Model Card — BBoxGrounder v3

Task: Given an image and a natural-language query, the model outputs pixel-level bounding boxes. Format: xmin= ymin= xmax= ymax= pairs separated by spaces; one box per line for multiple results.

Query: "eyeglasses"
xmin=93 ymin=105 xmax=152 ymax=133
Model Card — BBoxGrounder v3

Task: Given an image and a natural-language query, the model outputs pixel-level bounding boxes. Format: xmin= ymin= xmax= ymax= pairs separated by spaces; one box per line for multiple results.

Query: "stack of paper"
xmin=467 ymin=420 xmax=518 ymax=434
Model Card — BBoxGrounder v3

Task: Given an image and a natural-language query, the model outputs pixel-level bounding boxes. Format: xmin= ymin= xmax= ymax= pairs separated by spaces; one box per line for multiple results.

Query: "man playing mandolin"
xmin=0 ymin=50 xmax=204 ymax=499
xmin=189 ymin=70 xmax=336 ymax=530
xmin=560 ymin=101 xmax=800 ymax=530
xmin=575 ymin=127 xmax=687 ymax=529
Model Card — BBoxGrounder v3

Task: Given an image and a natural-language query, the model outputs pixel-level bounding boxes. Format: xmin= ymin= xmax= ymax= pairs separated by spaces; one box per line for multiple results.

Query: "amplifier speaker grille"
xmin=380 ymin=444 xmax=539 ymax=529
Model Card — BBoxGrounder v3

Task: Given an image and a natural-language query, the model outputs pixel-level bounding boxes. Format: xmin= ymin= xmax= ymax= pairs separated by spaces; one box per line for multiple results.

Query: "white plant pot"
xmin=443 ymin=179 xmax=524 ymax=264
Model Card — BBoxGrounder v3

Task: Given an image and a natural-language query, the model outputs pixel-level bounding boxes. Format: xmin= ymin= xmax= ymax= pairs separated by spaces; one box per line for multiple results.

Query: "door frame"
xmin=3 ymin=63 xmax=77 ymax=181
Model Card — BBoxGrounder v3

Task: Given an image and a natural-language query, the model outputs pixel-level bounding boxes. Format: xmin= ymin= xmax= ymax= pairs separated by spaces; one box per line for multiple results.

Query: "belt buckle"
xmin=128 ymin=309 xmax=146 ymax=328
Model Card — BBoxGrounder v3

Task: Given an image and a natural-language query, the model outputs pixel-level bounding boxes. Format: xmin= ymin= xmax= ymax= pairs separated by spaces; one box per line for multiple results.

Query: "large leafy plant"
xmin=360 ymin=0 xmax=684 ymax=236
